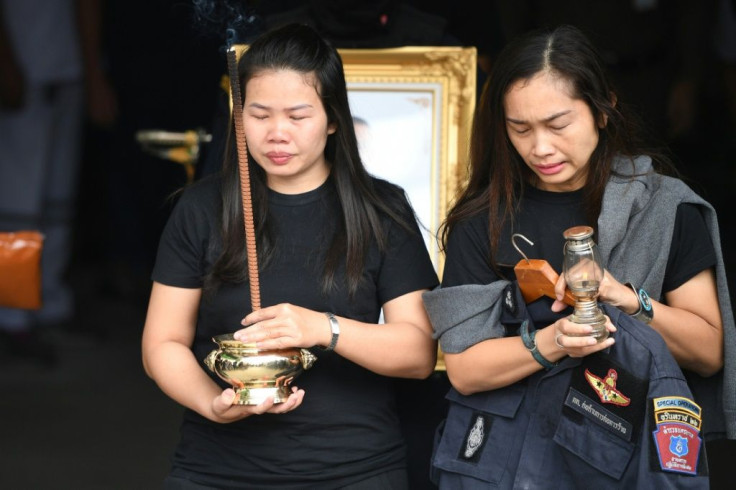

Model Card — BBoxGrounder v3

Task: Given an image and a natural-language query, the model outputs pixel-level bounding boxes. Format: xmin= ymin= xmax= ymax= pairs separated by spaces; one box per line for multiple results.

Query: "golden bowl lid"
xmin=211 ymin=333 xmax=259 ymax=350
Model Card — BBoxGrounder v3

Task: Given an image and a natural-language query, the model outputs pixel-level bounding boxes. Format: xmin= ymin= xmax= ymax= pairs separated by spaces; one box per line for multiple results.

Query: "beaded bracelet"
xmin=520 ymin=320 xmax=558 ymax=370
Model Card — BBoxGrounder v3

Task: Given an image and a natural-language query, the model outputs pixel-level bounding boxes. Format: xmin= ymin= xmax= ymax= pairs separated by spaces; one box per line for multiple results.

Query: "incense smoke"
xmin=191 ymin=0 xmax=265 ymax=48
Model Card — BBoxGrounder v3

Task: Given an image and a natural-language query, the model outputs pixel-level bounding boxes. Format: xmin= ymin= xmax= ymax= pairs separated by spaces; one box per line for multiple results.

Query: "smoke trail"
xmin=191 ymin=0 xmax=264 ymax=48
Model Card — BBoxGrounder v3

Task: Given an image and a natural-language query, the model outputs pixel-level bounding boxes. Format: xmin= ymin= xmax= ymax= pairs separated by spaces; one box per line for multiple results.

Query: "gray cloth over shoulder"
xmin=423 ymin=281 xmax=510 ymax=354
xmin=601 ymin=156 xmax=736 ymax=438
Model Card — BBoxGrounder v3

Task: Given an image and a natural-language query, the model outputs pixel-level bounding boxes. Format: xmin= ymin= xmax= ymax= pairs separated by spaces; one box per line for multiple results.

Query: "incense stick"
xmin=226 ymin=48 xmax=261 ymax=311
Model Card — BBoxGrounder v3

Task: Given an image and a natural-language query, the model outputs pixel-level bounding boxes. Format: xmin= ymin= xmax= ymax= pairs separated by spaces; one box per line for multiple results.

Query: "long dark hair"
xmin=205 ymin=22 xmax=411 ymax=297
xmin=440 ymin=24 xmax=673 ymax=272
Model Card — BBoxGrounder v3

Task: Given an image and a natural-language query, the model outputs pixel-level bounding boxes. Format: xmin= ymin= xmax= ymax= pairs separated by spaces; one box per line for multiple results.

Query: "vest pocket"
xmin=554 ymin=410 xmax=636 ymax=480
xmin=432 ymin=384 xmax=525 ymax=484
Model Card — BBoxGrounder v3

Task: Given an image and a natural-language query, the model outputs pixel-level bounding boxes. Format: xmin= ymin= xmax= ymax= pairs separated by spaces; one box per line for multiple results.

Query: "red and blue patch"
xmin=651 ymin=396 xmax=702 ymax=475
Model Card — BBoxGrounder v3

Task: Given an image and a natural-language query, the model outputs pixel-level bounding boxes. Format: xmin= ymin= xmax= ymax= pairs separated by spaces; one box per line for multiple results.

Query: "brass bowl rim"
xmin=211 ymin=333 xmax=259 ymax=350
xmin=210 ymin=334 xmax=307 ymax=358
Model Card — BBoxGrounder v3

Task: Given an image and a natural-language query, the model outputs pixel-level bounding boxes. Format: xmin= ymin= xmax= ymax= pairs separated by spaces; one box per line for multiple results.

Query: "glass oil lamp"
xmin=562 ymin=226 xmax=608 ymax=342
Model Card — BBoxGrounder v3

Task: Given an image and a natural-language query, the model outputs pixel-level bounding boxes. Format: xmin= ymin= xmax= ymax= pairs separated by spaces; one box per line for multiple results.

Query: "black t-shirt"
xmin=442 ymin=186 xmax=716 ymax=323
xmin=152 ymin=175 xmax=439 ymax=489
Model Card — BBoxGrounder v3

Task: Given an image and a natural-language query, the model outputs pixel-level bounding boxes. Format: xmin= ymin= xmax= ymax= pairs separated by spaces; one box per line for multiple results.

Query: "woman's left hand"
xmin=211 ymin=386 xmax=305 ymax=423
xmin=596 ymin=269 xmax=640 ymax=314
xmin=233 ymin=303 xmax=331 ymax=350
xmin=551 ymin=269 xmax=638 ymax=314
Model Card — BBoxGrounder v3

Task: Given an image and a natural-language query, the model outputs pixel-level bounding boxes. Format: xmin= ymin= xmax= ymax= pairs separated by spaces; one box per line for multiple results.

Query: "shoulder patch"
xmin=651 ymin=396 xmax=703 ymax=476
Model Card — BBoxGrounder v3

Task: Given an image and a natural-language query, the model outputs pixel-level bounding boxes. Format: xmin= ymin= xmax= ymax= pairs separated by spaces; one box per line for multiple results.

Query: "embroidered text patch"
xmin=651 ymin=396 xmax=702 ymax=476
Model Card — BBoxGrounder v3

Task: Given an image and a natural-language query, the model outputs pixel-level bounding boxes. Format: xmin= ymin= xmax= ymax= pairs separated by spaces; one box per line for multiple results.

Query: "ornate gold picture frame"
xmin=340 ymin=47 xmax=476 ymax=372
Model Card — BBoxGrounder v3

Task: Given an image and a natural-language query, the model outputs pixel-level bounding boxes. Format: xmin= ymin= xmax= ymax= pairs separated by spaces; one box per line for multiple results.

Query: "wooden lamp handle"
xmin=514 ymin=259 xmax=576 ymax=307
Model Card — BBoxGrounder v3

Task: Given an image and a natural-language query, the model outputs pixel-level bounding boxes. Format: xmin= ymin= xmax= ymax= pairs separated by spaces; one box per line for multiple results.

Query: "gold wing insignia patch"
xmin=585 ymin=368 xmax=631 ymax=406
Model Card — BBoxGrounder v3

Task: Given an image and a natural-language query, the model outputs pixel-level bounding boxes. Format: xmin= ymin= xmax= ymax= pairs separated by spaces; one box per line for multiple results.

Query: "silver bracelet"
xmin=320 ymin=312 xmax=340 ymax=351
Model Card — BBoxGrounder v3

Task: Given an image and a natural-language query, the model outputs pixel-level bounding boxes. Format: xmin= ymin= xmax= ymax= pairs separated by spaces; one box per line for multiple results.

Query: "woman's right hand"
xmin=210 ymin=386 xmax=305 ymax=423
xmin=548 ymin=315 xmax=616 ymax=358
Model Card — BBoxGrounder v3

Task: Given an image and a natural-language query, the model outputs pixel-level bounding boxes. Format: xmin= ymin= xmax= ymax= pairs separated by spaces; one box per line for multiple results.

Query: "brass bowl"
xmin=204 ymin=333 xmax=317 ymax=405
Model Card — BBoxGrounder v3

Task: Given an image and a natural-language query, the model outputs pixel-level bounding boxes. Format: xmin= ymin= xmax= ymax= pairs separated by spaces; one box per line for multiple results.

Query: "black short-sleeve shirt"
xmin=152 ymin=175 xmax=439 ymax=488
xmin=443 ymin=186 xmax=715 ymax=293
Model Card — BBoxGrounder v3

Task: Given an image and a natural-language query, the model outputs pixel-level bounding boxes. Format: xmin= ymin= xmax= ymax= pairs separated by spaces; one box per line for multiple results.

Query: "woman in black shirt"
xmin=142 ymin=23 xmax=439 ymax=489
xmin=425 ymin=24 xmax=733 ymax=488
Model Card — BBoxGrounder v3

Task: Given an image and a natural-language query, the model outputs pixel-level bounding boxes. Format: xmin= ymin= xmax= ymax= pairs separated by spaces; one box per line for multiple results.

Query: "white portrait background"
xmin=348 ymin=86 xmax=440 ymax=264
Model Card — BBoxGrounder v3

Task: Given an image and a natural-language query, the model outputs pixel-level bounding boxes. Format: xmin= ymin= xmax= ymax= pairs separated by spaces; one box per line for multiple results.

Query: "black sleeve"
xmin=376 ymin=187 xmax=439 ymax=304
xmin=151 ymin=179 xmax=219 ymax=288
xmin=441 ymin=212 xmax=498 ymax=287
xmin=662 ymin=203 xmax=716 ymax=292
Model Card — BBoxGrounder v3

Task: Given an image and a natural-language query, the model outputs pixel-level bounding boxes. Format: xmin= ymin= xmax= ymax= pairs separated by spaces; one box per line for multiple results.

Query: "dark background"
xmin=2 ymin=1 xmax=735 ymax=488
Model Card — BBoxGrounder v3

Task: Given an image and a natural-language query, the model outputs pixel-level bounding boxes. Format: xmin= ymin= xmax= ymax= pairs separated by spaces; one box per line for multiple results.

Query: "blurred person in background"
xmin=0 ymin=0 xmax=116 ymax=363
